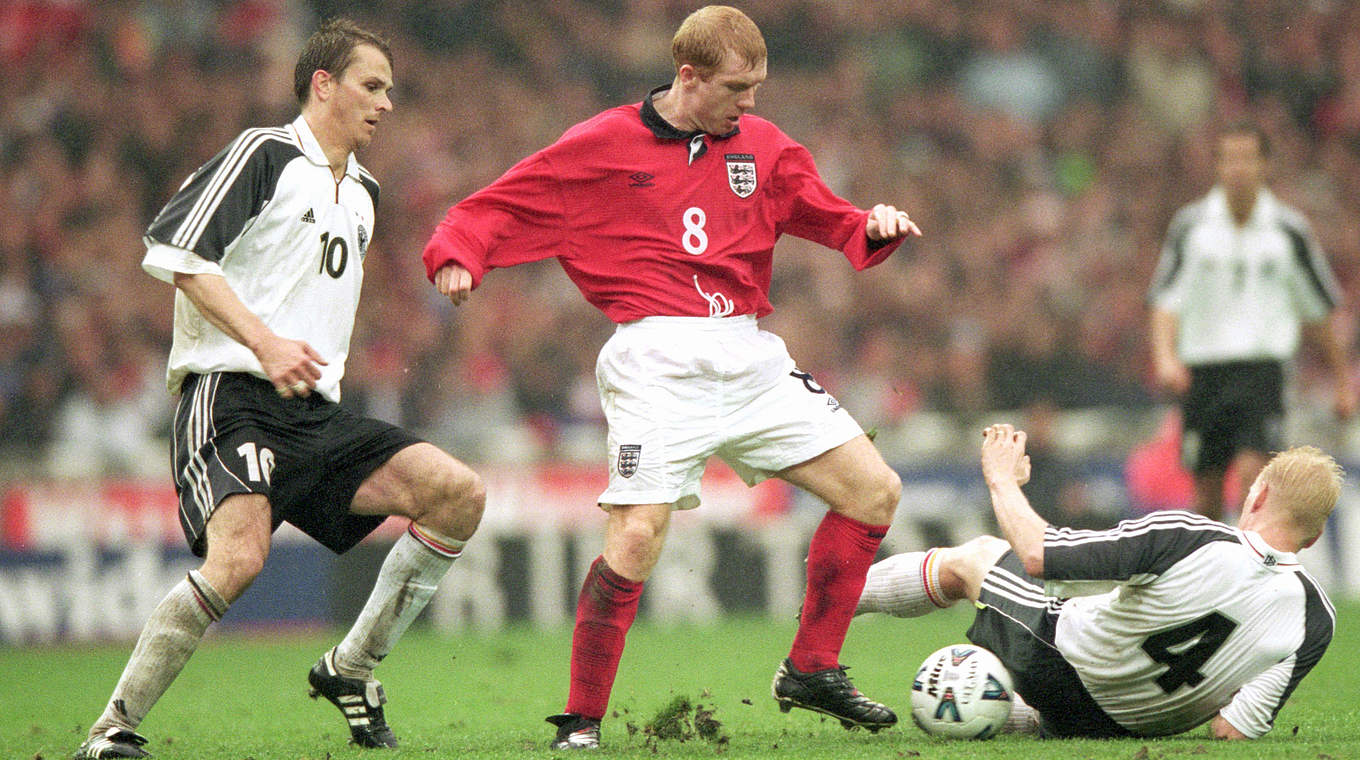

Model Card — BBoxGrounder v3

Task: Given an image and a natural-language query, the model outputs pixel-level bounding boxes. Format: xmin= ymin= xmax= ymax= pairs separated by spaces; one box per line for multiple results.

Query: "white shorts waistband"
xmin=616 ymin=314 xmax=758 ymax=333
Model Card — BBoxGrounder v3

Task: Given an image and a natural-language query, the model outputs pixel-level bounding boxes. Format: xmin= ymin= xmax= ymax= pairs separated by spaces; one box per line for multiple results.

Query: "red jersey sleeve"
xmin=770 ymin=142 xmax=904 ymax=269
xmin=422 ymin=152 xmax=568 ymax=287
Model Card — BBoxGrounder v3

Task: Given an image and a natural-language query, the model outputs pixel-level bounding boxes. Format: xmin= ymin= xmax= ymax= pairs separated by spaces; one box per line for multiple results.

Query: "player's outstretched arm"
xmin=435 ymin=263 xmax=475 ymax=306
xmin=173 ymin=271 xmax=326 ymax=398
xmin=980 ymin=424 xmax=1048 ymax=577
xmin=864 ymin=203 xmax=922 ymax=242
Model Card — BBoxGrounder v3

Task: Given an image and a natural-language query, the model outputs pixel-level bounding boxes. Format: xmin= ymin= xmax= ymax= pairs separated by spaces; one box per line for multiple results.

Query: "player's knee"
xmin=424 ymin=462 xmax=485 ymax=537
xmin=202 ymin=543 xmax=268 ymax=601
xmin=939 ymin=535 xmax=1009 ymax=602
xmin=863 ymin=465 xmax=901 ymax=524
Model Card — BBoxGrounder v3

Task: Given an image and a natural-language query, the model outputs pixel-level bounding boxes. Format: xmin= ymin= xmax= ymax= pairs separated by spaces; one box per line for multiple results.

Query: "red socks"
xmin=564 ymin=556 xmax=643 ymax=720
xmin=789 ymin=511 xmax=888 ymax=672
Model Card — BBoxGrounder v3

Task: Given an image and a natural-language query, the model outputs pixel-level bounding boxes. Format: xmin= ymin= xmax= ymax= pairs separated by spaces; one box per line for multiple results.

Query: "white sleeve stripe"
xmin=170 ymin=128 xmax=293 ymax=251
xmin=171 ymin=128 xmax=273 ymax=248
xmin=983 ymin=568 xmax=1050 ymax=608
xmin=1046 ymin=513 xmax=1235 ymax=547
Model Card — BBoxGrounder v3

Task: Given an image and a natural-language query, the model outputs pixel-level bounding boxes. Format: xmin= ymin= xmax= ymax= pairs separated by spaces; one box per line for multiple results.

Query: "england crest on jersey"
xmin=725 ymin=153 xmax=756 ymax=198
xmin=617 ymin=444 xmax=642 ymax=478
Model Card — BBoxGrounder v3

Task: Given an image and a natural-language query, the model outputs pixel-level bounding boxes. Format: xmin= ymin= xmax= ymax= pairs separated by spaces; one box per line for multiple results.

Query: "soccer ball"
xmin=910 ymin=644 xmax=1014 ymax=740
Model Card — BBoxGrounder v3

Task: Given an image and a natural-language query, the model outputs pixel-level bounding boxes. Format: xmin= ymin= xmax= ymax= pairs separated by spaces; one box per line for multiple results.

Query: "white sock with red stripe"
xmin=854 ymin=549 xmax=954 ymax=617
xmin=333 ymin=522 xmax=464 ymax=679
xmin=89 ymin=570 xmax=228 ymax=738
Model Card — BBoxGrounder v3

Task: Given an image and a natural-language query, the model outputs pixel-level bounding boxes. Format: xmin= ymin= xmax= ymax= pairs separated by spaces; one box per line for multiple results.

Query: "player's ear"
xmin=677 ymin=63 xmax=702 ymax=87
xmin=1246 ymin=482 xmax=1269 ymax=515
xmin=311 ymin=68 xmax=335 ymax=102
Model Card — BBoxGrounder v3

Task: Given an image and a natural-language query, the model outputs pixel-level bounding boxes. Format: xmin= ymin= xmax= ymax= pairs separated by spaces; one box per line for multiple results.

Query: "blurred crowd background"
xmin=4 ymin=0 xmax=1360 ymax=522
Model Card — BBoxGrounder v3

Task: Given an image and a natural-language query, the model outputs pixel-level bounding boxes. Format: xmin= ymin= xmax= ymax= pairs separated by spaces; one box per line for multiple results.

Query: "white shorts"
xmin=596 ymin=315 xmax=864 ymax=509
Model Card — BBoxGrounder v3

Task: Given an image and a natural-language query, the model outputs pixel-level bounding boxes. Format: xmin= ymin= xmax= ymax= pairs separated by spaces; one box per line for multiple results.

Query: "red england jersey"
xmin=422 ymin=86 xmax=906 ymax=322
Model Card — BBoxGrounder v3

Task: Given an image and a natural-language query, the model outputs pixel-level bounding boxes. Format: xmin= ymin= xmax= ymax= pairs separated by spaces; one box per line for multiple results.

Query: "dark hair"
xmin=1218 ymin=119 xmax=1271 ymax=158
xmin=293 ymin=17 xmax=392 ymax=105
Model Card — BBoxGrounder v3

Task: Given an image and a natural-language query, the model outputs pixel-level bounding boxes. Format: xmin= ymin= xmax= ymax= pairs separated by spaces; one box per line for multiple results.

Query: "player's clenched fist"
xmin=865 ymin=203 xmax=922 ymax=241
xmin=981 ymin=424 xmax=1031 ymax=487
xmin=435 ymin=263 xmax=474 ymax=305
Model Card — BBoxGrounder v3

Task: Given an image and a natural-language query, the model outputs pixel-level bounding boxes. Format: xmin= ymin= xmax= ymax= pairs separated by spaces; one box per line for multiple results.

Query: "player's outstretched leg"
xmin=546 ymin=713 xmax=602 ymax=750
xmin=855 ymin=549 xmax=954 ymax=617
xmin=76 ymin=570 xmax=230 ymax=759
xmin=308 ymin=647 xmax=398 ymax=748
xmin=772 ymin=659 xmax=897 ymax=731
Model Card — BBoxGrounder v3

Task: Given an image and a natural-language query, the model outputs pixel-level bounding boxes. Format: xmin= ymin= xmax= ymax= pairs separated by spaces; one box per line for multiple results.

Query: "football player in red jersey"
xmin=422 ymin=5 xmax=920 ymax=749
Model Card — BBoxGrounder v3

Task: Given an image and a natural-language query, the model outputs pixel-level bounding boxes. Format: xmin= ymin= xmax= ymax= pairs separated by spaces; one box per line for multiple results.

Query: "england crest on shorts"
xmin=617 ymin=444 xmax=642 ymax=478
xmin=725 ymin=153 xmax=756 ymax=198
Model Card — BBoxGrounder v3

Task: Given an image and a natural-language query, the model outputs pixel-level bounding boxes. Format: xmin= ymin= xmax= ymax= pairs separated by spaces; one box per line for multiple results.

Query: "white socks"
xmin=332 ymin=523 xmax=464 ymax=679
xmin=90 ymin=571 xmax=228 ymax=738
xmin=855 ymin=549 xmax=953 ymax=617
xmin=1005 ymin=692 xmax=1041 ymax=735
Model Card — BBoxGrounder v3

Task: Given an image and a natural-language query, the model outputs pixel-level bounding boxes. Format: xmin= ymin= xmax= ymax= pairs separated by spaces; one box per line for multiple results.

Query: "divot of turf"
xmin=642 ymin=694 xmax=730 ymax=748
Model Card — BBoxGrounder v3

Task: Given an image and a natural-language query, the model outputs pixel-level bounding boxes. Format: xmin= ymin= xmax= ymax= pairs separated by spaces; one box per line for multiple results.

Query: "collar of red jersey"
xmin=1238 ymin=528 xmax=1299 ymax=568
xmin=640 ymin=85 xmax=740 ymax=142
xmin=290 ymin=115 xmax=361 ymax=181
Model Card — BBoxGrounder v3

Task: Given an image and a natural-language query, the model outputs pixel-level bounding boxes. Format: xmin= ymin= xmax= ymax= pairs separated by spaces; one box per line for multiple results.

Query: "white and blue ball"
xmin=910 ymin=644 xmax=1014 ymax=740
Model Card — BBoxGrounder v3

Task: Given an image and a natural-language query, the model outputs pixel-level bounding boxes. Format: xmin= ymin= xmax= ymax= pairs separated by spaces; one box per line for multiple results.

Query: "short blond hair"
xmin=1258 ymin=446 xmax=1344 ymax=537
xmin=671 ymin=5 xmax=766 ymax=77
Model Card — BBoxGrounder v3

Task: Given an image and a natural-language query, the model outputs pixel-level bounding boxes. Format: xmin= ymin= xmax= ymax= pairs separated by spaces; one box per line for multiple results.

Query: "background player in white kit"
xmin=857 ymin=423 xmax=1338 ymax=739
xmin=75 ymin=19 xmax=486 ymax=759
xmin=1148 ymin=121 xmax=1354 ymax=521
xmin=423 ymin=5 xmax=921 ymax=748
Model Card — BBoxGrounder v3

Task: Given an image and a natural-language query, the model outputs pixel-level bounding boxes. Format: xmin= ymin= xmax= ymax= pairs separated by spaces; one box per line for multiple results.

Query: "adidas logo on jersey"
xmin=301 ymin=208 xmax=316 ymax=224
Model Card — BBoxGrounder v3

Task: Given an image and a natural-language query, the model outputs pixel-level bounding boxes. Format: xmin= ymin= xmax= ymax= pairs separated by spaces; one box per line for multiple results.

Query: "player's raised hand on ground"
xmin=255 ymin=332 xmax=326 ymax=398
xmin=436 ymin=263 xmax=474 ymax=306
xmin=980 ymin=424 xmax=1030 ymax=488
xmin=865 ymin=203 xmax=922 ymax=242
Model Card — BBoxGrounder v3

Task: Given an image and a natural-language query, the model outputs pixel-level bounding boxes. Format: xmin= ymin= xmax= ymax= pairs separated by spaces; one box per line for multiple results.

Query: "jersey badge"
xmin=617 ymin=444 xmax=642 ymax=478
xmin=725 ymin=153 xmax=756 ymax=198
xmin=357 ymin=224 xmax=369 ymax=259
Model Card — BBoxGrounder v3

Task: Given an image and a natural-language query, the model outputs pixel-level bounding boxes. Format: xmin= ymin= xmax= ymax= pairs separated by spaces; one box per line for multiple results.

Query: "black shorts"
xmin=171 ymin=372 xmax=423 ymax=557
xmin=966 ymin=551 xmax=1133 ymax=739
xmin=1181 ymin=360 xmax=1284 ymax=473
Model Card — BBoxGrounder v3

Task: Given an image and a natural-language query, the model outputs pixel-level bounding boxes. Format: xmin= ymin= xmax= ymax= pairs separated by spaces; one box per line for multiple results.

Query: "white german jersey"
xmin=1043 ymin=512 xmax=1334 ymax=737
xmin=141 ymin=115 xmax=378 ymax=402
xmin=1147 ymin=187 xmax=1339 ymax=365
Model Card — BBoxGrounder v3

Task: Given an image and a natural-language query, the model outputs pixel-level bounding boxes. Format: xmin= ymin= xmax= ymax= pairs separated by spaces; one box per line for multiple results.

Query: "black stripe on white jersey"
xmin=1269 ymin=572 xmax=1335 ymax=724
xmin=1149 ymin=202 xmax=1201 ymax=297
xmin=357 ymin=165 xmax=380 ymax=212
xmin=1044 ymin=511 xmax=1238 ymax=583
xmin=146 ymin=128 xmax=298 ymax=261
xmin=1279 ymin=222 xmax=1338 ymax=310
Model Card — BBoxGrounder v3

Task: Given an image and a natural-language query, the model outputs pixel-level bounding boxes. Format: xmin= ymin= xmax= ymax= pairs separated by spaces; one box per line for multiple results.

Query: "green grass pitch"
xmin=7 ymin=602 xmax=1357 ymax=759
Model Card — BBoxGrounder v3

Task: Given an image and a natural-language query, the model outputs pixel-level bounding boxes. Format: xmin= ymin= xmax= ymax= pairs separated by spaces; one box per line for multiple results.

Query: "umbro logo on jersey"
xmin=300 ymin=208 xmax=316 ymax=223
xmin=628 ymin=171 xmax=654 ymax=187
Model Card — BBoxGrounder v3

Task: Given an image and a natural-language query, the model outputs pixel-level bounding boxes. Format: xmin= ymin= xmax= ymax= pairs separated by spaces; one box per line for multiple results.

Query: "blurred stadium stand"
xmin=3 ymin=1 xmax=1360 ymax=639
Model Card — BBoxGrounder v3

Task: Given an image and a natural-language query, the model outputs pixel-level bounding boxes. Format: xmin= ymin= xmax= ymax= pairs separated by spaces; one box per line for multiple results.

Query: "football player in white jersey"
xmin=75 ymin=19 xmax=486 ymax=760
xmin=857 ymin=424 xmax=1338 ymax=740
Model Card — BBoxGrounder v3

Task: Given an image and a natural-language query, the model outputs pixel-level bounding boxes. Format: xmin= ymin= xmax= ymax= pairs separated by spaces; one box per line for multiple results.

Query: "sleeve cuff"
xmin=142 ymin=241 xmax=224 ymax=283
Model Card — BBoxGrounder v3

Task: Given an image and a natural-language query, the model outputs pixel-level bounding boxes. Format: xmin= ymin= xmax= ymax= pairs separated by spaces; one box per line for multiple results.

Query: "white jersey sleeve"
xmin=1219 ymin=656 xmax=1293 ymax=739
